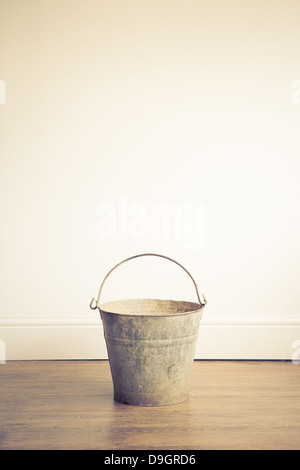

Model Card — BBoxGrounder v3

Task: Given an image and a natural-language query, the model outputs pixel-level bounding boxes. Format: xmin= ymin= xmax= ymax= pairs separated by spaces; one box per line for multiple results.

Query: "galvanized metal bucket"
xmin=90 ymin=253 xmax=207 ymax=406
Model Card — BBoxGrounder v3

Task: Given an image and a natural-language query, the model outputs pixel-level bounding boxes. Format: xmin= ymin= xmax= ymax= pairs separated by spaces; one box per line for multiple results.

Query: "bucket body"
xmin=100 ymin=299 xmax=203 ymax=406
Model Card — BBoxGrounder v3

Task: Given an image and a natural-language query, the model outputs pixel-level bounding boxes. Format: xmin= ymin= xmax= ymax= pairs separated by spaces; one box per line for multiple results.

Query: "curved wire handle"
xmin=90 ymin=253 xmax=207 ymax=310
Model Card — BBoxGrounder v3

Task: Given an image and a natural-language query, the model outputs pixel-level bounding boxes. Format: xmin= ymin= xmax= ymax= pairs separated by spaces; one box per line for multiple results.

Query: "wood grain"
xmin=0 ymin=360 xmax=299 ymax=450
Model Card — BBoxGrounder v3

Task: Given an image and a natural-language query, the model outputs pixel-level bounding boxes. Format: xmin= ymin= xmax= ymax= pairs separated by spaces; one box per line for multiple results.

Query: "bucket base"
xmin=113 ymin=389 xmax=189 ymax=407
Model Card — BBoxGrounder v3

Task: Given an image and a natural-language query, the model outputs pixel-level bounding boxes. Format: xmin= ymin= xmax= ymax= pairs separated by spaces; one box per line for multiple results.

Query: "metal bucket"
xmin=90 ymin=253 xmax=207 ymax=406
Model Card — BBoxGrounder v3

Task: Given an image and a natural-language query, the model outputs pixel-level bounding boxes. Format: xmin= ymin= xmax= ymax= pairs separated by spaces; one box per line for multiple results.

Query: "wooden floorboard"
xmin=0 ymin=360 xmax=299 ymax=450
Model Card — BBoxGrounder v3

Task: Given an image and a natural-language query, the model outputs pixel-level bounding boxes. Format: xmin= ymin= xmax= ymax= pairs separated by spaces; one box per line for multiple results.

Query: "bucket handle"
xmin=90 ymin=253 xmax=207 ymax=310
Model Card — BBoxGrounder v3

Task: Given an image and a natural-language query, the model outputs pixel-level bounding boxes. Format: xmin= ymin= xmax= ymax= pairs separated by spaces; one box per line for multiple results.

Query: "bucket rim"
xmin=98 ymin=298 xmax=205 ymax=317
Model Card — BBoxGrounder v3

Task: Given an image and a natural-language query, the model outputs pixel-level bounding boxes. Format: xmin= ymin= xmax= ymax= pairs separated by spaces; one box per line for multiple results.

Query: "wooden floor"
xmin=0 ymin=360 xmax=299 ymax=450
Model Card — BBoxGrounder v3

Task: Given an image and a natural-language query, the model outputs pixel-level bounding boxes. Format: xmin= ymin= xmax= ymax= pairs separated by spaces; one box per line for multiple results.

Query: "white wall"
xmin=1 ymin=0 xmax=300 ymax=359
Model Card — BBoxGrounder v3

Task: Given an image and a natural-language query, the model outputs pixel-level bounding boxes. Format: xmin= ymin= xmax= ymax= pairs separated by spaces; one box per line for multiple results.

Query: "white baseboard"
xmin=0 ymin=315 xmax=299 ymax=360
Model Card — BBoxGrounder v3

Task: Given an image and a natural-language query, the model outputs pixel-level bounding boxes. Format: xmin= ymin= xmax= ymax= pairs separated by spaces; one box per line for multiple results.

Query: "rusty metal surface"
xmin=101 ymin=299 xmax=203 ymax=406
xmin=90 ymin=254 xmax=207 ymax=406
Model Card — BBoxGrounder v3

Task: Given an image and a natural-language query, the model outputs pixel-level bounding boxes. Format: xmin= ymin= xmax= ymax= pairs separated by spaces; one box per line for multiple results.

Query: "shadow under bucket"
xmin=90 ymin=254 xmax=207 ymax=407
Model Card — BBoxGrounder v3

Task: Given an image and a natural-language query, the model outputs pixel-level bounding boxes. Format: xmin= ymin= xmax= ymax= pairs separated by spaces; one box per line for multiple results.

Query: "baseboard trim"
xmin=0 ymin=315 xmax=299 ymax=360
